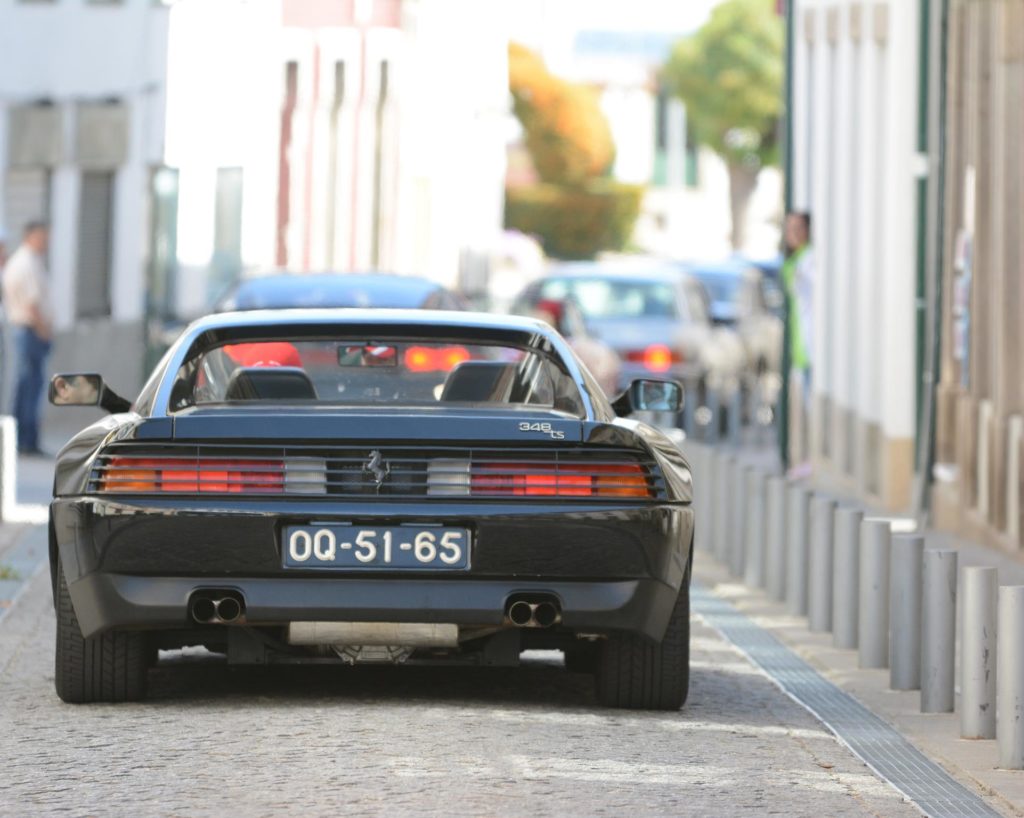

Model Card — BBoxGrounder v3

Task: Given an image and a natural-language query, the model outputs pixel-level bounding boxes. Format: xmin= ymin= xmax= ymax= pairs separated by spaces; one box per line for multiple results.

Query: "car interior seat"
xmin=224 ymin=367 xmax=318 ymax=401
xmin=440 ymin=361 xmax=517 ymax=403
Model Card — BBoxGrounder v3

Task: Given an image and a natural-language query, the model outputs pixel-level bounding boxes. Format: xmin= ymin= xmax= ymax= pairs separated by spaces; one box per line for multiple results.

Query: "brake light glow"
xmin=469 ymin=462 xmax=652 ymax=498
xmin=625 ymin=344 xmax=678 ymax=373
xmin=99 ymin=457 xmax=285 ymax=493
xmin=404 ymin=345 xmax=471 ymax=372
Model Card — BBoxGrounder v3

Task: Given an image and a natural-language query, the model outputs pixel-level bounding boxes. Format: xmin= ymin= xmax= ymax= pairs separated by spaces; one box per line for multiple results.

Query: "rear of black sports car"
xmin=49 ymin=313 xmax=694 ymax=709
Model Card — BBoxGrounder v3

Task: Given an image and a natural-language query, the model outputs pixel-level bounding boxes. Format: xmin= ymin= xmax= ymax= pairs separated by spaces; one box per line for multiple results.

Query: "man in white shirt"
xmin=2 ymin=221 xmax=53 ymax=454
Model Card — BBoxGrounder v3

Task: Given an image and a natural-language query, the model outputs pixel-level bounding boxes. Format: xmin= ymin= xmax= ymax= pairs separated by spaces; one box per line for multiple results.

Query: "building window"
xmin=3 ymin=168 xmax=51 ymax=247
xmin=653 ymin=87 xmax=698 ymax=188
xmin=325 ymin=61 xmax=346 ymax=267
xmin=276 ymin=61 xmax=298 ymax=267
xmin=77 ymin=171 xmax=115 ymax=318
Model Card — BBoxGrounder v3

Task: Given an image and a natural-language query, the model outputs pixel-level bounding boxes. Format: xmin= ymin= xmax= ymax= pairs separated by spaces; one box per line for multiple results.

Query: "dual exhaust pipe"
xmin=506 ymin=598 xmax=561 ymax=628
xmin=189 ymin=592 xmax=245 ymax=625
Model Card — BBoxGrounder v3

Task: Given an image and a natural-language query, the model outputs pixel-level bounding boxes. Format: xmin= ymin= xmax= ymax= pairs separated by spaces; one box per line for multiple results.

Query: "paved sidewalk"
xmin=696 ymin=551 xmax=1024 ymax=817
xmin=0 ymin=451 xmax=53 ymax=621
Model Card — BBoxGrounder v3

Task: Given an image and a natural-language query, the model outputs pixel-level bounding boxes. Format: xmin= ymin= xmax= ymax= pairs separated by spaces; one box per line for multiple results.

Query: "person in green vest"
xmin=781 ymin=211 xmax=814 ymax=476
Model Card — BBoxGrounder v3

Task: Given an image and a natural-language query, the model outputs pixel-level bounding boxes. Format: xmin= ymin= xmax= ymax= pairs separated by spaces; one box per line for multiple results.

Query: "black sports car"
xmin=48 ymin=309 xmax=694 ymax=709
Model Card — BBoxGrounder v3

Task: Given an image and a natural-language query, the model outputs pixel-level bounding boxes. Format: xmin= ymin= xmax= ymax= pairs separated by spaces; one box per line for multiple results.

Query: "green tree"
xmin=662 ymin=0 xmax=783 ymax=249
xmin=505 ymin=44 xmax=642 ymax=260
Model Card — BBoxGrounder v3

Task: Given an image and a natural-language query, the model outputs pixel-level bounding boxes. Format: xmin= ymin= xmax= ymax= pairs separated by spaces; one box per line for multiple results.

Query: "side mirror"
xmin=49 ymin=373 xmax=103 ymax=407
xmin=612 ymin=379 xmax=683 ymax=416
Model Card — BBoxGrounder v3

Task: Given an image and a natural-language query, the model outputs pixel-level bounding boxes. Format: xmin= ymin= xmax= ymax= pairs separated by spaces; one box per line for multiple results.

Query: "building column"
xmin=809 ymin=0 xmax=833 ymax=468
xmin=878 ymin=0 xmax=920 ymax=509
xmin=829 ymin=3 xmax=855 ymax=480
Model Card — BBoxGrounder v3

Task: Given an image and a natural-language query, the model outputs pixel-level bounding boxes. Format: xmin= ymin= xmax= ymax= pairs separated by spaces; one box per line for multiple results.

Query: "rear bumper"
xmin=52 ymin=496 xmax=693 ymax=641
xmin=66 ymin=572 xmax=680 ymax=641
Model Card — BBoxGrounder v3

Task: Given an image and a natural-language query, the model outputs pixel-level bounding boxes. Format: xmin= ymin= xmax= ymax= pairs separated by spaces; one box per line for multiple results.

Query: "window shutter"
xmin=76 ymin=171 xmax=114 ymax=318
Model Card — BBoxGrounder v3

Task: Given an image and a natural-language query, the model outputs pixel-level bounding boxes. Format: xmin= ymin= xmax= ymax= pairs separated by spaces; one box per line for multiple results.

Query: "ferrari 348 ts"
xmin=48 ymin=310 xmax=694 ymax=709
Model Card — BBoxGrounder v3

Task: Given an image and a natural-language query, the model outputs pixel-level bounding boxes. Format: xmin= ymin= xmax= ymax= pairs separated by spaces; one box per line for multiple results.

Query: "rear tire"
xmin=54 ymin=558 xmax=148 ymax=703
xmin=595 ymin=583 xmax=690 ymax=710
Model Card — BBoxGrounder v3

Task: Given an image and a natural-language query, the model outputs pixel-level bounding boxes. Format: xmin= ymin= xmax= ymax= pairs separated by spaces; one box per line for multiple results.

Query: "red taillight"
xmin=404 ymin=345 xmax=471 ymax=372
xmin=100 ymin=457 xmax=284 ymax=493
xmin=470 ymin=462 xmax=651 ymax=498
xmin=405 ymin=347 xmax=434 ymax=372
xmin=625 ymin=344 xmax=680 ymax=372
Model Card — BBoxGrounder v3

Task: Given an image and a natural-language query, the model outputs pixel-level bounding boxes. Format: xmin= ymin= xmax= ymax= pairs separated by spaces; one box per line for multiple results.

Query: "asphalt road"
xmin=0 ymin=567 xmax=918 ymax=817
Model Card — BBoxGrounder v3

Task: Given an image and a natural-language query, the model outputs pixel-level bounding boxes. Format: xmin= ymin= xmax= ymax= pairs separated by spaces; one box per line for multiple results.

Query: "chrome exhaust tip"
xmin=533 ymin=601 xmax=561 ymax=628
xmin=190 ymin=596 xmax=217 ymax=624
xmin=508 ymin=600 xmax=535 ymax=627
xmin=215 ymin=597 xmax=242 ymax=623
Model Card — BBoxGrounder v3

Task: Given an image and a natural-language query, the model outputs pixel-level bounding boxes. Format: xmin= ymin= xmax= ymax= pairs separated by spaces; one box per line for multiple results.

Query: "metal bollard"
xmin=998 ymin=586 xmax=1024 ymax=768
xmin=785 ymin=484 xmax=811 ymax=616
xmin=920 ymin=549 xmax=957 ymax=712
xmin=704 ymin=388 xmax=721 ymax=444
xmin=727 ymin=386 xmax=743 ymax=447
xmin=832 ymin=507 xmax=863 ymax=649
xmin=889 ymin=535 xmax=924 ymax=690
xmin=729 ymin=461 xmax=747 ymax=578
xmin=713 ymin=452 xmax=733 ymax=565
xmin=682 ymin=376 xmax=698 ymax=438
xmin=961 ymin=566 xmax=998 ymax=739
xmin=858 ymin=519 xmax=891 ymax=669
xmin=688 ymin=443 xmax=709 ymax=553
xmin=807 ymin=496 xmax=837 ymax=632
xmin=765 ymin=476 xmax=788 ymax=601
xmin=743 ymin=468 xmax=767 ymax=589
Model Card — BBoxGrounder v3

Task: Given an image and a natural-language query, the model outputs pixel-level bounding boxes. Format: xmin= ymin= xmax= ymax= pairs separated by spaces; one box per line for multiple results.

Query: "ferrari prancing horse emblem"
xmin=363 ymin=450 xmax=391 ymax=492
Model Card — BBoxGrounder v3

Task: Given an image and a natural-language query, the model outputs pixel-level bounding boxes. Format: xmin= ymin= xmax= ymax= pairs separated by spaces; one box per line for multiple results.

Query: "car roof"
xmin=543 ymin=260 xmax=684 ymax=284
xmin=225 ymin=272 xmax=445 ymax=310
xmin=183 ymin=308 xmax=558 ymax=337
xmin=681 ymin=258 xmax=759 ymax=279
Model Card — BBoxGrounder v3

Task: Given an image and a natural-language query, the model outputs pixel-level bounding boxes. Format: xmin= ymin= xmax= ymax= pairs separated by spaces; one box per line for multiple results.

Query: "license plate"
xmin=282 ymin=525 xmax=470 ymax=570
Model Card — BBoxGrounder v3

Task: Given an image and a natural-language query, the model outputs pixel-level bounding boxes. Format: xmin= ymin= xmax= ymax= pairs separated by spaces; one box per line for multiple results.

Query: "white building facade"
xmin=0 ymin=0 xmax=170 ymax=397
xmin=165 ymin=0 xmax=508 ymax=318
xmin=790 ymin=0 xmax=921 ymax=508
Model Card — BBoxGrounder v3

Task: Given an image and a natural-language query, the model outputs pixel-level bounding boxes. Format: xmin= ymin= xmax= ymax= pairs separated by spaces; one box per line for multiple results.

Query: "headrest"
xmin=439 ymin=361 xmax=516 ymax=403
xmin=224 ymin=367 xmax=317 ymax=401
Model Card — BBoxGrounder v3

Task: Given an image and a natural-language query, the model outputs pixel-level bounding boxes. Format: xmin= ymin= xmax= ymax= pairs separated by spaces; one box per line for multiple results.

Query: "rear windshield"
xmin=538 ymin=277 xmax=679 ymax=319
xmin=167 ymin=337 xmax=584 ymax=416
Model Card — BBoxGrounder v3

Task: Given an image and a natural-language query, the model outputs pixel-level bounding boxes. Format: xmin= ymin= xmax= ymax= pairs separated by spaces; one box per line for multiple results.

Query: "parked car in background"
xmin=517 ymin=261 xmax=745 ymax=404
xmin=216 ymin=271 xmax=467 ymax=312
xmin=509 ymin=294 xmax=621 ymax=397
xmin=685 ymin=260 xmax=785 ymax=377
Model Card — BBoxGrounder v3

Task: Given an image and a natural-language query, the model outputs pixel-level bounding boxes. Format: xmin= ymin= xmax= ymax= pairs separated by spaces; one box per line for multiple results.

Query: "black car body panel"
xmin=50 ymin=309 xmax=694 ymax=661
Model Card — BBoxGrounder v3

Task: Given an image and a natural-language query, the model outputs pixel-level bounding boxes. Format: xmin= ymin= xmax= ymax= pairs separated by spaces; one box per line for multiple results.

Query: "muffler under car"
xmin=189 ymin=591 xmax=246 ymax=624
xmin=505 ymin=597 xmax=562 ymax=628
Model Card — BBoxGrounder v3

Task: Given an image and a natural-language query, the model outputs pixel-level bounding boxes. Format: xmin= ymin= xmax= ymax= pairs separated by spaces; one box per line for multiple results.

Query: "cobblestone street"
xmin=0 ymin=567 xmax=918 ymax=817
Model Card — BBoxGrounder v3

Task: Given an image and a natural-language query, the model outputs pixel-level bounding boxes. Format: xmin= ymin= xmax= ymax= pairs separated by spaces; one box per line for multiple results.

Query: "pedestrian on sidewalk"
xmin=781 ymin=211 xmax=814 ymax=477
xmin=2 ymin=221 xmax=53 ymax=455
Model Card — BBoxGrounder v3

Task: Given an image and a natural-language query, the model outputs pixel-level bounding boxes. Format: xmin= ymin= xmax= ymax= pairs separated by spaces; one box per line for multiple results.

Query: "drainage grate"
xmin=693 ymin=585 xmax=1001 ymax=818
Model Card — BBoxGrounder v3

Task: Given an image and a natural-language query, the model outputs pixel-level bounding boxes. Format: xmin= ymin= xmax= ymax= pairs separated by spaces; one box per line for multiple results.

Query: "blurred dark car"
xmin=216 ymin=271 xmax=467 ymax=312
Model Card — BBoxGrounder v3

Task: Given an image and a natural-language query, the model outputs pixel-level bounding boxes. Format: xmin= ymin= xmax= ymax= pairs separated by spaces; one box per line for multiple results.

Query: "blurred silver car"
xmin=509 ymin=293 xmax=622 ymax=398
xmin=514 ymin=261 xmax=745 ymax=402
xmin=687 ymin=262 xmax=784 ymax=376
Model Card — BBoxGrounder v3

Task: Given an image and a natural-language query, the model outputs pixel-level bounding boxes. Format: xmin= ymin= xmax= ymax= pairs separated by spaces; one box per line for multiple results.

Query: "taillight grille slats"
xmin=88 ymin=444 xmax=667 ymax=501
